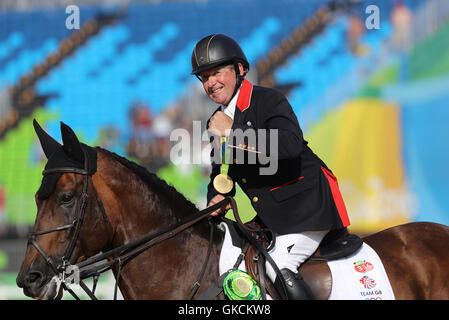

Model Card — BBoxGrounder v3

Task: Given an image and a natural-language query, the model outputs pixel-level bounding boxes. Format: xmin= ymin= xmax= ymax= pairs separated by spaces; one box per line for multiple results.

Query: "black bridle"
xmin=27 ymin=148 xmax=231 ymax=300
xmin=29 ymin=168 xmax=89 ymax=271
xmin=27 ymin=148 xmax=113 ymax=299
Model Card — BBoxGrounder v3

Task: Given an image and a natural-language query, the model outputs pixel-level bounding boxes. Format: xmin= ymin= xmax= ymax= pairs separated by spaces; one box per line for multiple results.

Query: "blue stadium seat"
xmin=0 ymin=38 xmax=57 ymax=88
xmin=2 ymin=0 xmax=410 ymax=142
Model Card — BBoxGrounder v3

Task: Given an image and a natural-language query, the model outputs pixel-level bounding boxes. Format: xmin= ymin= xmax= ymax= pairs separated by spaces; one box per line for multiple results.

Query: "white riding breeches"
xmin=218 ymin=222 xmax=328 ymax=283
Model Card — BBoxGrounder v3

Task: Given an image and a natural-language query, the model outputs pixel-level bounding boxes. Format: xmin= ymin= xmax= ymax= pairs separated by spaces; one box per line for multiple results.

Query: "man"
xmin=191 ymin=34 xmax=350 ymax=299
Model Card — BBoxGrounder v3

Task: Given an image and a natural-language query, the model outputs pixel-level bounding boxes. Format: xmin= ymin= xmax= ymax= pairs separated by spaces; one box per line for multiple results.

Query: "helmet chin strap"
xmin=230 ymin=62 xmax=245 ymax=102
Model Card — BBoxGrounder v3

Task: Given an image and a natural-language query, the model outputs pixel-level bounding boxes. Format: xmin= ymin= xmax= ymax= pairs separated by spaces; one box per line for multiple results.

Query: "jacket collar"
xmin=236 ymin=79 xmax=253 ymax=112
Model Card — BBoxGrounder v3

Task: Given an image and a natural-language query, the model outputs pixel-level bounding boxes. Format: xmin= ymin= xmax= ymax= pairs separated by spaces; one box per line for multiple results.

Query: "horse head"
xmin=16 ymin=120 xmax=111 ymax=299
xmin=16 ymin=119 xmax=223 ymax=300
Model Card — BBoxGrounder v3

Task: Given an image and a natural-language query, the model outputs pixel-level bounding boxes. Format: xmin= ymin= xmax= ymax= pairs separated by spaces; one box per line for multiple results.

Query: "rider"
xmin=191 ymin=34 xmax=351 ymax=299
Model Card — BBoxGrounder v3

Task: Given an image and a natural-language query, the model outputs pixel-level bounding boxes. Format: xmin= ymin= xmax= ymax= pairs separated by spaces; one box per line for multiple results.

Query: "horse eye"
xmin=59 ymin=192 xmax=74 ymax=205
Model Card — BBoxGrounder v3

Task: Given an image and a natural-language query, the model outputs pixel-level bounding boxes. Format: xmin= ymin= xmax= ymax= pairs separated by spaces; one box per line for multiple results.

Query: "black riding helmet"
xmin=191 ymin=34 xmax=249 ymax=77
xmin=191 ymin=34 xmax=250 ymax=100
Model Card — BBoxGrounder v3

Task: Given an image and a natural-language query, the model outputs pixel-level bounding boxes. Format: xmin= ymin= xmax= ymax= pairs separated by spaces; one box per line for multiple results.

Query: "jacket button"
xmin=241 ymin=178 xmax=247 ymax=183
xmin=252 ymin=196 xmax=259 ymax=203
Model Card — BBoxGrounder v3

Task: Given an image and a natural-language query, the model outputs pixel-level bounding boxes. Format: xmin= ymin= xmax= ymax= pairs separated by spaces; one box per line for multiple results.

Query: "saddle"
xmin=235 ymin=221 xmax=363 ymax=300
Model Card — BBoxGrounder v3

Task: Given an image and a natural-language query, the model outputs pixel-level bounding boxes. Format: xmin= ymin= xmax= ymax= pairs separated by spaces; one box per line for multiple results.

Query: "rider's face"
xmin=199 ymin=64 xmax=243 ymax=106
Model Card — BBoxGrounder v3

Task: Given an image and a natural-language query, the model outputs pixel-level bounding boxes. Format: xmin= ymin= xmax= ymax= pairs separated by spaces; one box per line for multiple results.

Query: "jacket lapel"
xmin=233 ymin=79 xmax=253 ymax=126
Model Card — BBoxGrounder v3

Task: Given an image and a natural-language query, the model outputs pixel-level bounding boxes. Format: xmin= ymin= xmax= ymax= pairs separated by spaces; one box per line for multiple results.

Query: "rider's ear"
xmin=33 ymin=119 xmax=62 ymax=159
xmin=60 ymin=122 xmax=84 ymax=164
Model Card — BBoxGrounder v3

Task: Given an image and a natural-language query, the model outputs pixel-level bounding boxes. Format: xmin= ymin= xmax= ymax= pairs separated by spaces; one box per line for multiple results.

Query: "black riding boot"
xmin=274 ymin=268 xmax=315 ymax=300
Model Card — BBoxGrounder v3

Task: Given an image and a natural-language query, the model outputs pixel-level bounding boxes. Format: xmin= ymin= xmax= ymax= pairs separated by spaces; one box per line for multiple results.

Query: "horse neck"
xmin=96 ymin=151 xmax=221 ymax=299
xmin=97 ymin=151 xmax=193 ymax=243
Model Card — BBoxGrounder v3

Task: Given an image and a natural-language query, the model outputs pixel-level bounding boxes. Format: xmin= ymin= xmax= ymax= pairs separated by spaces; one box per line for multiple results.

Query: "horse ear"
xmin=60 ymin=122 xmax=84 ymax=163
xmin=33 ymin=119 xmax=61 ymax=159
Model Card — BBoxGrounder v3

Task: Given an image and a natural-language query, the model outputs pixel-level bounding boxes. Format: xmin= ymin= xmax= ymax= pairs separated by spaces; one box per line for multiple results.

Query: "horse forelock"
xmin=96 ymin=148 xmax=199 ymax=219
xmin=37 ymin=144 xmax=97 ymax=200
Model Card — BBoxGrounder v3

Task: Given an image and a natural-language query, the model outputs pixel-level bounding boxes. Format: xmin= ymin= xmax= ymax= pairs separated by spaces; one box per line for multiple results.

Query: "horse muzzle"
xmin=17 ymin=264 xmax=63 ymax=300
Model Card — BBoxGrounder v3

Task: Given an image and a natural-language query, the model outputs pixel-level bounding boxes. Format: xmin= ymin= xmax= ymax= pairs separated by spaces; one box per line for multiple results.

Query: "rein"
xmin=29 ymin=149 xmax=238 ymax=299
xmin=77 ymin=197 xmax=231 ymax=299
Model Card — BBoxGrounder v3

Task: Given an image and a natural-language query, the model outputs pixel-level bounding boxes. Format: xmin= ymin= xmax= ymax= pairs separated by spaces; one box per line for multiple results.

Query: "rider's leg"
xmin=266 ymin=230 xmax=328 ymax=300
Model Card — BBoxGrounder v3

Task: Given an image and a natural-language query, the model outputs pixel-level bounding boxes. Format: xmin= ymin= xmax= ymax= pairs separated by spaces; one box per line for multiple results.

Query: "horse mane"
xmin=96 ymin=147 xmax=199 ymax=219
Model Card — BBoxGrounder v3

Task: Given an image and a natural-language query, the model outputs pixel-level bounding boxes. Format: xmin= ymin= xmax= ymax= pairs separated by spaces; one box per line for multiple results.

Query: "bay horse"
xmin=16 ymin=120 xmax=449 ymax=299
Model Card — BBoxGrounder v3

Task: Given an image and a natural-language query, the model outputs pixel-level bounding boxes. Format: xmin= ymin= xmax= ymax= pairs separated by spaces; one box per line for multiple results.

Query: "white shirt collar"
xmin=221 ymin=87 xmax=240 ymax=120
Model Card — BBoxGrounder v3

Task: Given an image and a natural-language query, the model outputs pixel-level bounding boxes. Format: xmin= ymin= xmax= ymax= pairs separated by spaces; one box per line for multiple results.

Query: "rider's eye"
xmin=58 ymin=193 xmax=74 ymax=205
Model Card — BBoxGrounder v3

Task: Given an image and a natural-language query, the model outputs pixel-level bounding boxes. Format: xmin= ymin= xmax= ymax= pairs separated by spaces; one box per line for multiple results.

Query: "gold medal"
xmin=213 ymin=137 xmax=233 ymax=194
xmin=213 ymin=173 xmax=234 ymax=194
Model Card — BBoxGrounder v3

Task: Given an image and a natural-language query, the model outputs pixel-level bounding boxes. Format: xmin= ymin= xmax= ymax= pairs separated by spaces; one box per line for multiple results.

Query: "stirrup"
xmin=274 ymin=268 xmax=314 ymax=300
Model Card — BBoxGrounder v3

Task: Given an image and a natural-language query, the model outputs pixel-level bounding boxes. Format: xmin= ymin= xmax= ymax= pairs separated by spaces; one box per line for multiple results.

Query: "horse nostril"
xmin=24 ymin=271 xmax=44 ymax=287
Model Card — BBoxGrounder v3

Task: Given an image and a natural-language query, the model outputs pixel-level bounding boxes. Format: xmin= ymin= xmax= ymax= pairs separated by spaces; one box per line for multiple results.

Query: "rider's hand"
xmin=208 ymin=111 xmax=233 ymax=137
xmin=207 ymin=194 xmax=231 ymax=216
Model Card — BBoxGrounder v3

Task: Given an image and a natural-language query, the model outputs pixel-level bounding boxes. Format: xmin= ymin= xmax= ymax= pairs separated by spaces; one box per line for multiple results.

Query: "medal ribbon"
xmin=220 ymin=136 xmax=229 ymax=175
